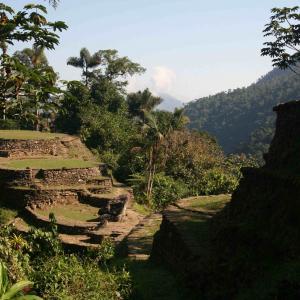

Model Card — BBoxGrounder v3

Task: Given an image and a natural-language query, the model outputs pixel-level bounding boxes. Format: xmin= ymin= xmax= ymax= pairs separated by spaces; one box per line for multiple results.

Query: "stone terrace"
xmin=0 ymin=130 xmax=141 ymax=249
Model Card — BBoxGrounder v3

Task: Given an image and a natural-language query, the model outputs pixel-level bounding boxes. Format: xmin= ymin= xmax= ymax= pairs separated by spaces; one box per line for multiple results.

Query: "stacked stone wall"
xmin=0 ymin=139 xmax=65 ymax=157
xmin=0 ymin=168 xmax=32 ymax=184
xmin=0 ymin=166 xmax=104 ymax=186
xmin=36 ymin=167 xmax=101 ymax=185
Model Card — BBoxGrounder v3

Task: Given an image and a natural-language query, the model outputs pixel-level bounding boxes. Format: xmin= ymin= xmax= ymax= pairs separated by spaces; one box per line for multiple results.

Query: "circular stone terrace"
xmin=0 ymin=130 xmax=140 ymax=249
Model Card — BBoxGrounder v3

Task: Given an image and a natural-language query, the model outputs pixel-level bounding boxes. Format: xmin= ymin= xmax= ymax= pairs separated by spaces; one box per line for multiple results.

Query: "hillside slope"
xmin=184 ymin=68 xmax=300 ymax=157
xmin=157 ymin=93 xmax=183 ymax=112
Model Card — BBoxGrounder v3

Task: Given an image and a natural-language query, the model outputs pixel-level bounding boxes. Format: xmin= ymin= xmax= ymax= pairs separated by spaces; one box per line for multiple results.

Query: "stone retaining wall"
xmin=0 ymin=166 xmax=104 ymax=186
xmin=36 ymin=167 xmax=101 ymax=185
xmin=24 ymin=207 xmax=100 ymax=235
xmin=27 ymin=190 xmax=79 ymax=209
xmin=0 ymin=138 xmax=65 ymax=157
xmin=2 ymin=187 xmax=79 ymax=209
xmin=0 ymin=168 xmax=32 ymax=184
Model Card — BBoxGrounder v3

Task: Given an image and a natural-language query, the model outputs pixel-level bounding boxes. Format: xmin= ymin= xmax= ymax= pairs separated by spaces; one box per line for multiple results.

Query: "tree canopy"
xmin=262 ymin=6 xmax=300 ymax=71
xmin=184 ymin=67 xmax=300 ymax=159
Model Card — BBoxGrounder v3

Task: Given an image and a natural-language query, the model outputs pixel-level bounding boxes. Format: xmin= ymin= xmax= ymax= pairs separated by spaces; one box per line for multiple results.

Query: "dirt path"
xmin=126 ymin=213 xmax=162 ymax=260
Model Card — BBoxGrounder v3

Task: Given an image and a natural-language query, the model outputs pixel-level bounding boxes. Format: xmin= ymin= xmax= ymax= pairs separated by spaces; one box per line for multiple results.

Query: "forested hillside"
xmin=184 ymin=68 xmax=300 ymax=158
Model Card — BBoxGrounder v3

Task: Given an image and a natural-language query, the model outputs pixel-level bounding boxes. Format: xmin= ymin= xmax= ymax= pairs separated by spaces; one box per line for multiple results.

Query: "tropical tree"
xmin=46 ymin=0 xmax=60 ymax=8
xmin=14 ymin=46 xmax=48 ymax=68
xmin=67 ymin=48 xmax=101 ymax=86
xmin=12 ymin=46 xmax=58 ymax=130
xmin=22 ymin=66 xmax=59 ymax=131
xmin=0 ymin=3 xmax=67 ymax=56
xmin=0 ymin=2 xmax=67 ymax=120
xmin=262 ymin=6 xmax=300 ymax=71
xmin=142 ymin=112 xmax=164 ymax=201
xmin=127 ymin=89 xmax=162 ymax=121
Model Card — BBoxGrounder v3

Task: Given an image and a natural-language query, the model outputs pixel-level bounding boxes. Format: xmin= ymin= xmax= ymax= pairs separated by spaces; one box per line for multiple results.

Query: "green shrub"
xmin=31 ymin=255 xmax=132 ymax=300
xmin=27 ymin=214 xmax=62 ymax=257
xmin=130 ymin=173 xmax=188 ymax=210
xmin=0 ymin=119 xmax=20 ymax=130
xmin=198 ymin=168 xmax=238 ymax=195
xmin=0 ymin=226 xmax=31 ymax=282
xmin=86 ymin=237 xmax=115 ymax=264
xmin=0 ymin=261 xmax=41 ymax=300
xmin=0 ymin=208 xmax=17 ymax=225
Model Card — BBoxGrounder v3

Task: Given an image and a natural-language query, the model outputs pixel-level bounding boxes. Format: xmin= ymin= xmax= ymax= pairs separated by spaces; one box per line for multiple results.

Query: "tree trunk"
xmin=146 ymin=147 xmax=153 ymax=200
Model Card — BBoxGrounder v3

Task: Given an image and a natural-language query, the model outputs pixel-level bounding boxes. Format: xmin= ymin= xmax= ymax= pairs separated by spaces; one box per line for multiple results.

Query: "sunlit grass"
xmin=36 ymin=204 xmax=99 ymax=222
xmin=0 ymin=130 xmax=68 ymax=140
xmin=179 ymin=194 xmax=231 ymax=211
xmin=2 ymin=158 xmax=99 ymax=170
xmin=0 ymin=207 xmax=17 ymax=224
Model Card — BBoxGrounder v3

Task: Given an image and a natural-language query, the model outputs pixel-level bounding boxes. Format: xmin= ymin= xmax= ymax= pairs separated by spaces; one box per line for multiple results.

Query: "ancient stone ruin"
xmin=151 ymin=100 xmax=300 ymax=299
xmin=0 ymin=132 xmax=141 ymax=249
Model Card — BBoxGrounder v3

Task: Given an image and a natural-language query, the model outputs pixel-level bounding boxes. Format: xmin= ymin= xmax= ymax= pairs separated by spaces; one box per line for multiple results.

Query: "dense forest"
xmin=184 ymin=67 xmax=300 ymax=159
xmin=1 ymin=1 xmax=300 ymax=299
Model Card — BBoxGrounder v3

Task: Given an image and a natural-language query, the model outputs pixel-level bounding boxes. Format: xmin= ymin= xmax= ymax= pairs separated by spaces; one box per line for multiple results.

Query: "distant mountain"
xmin=157 ymin=93 xmax=183 ymax=112
xmin=184 ymin=68 xmax=300 ymax=159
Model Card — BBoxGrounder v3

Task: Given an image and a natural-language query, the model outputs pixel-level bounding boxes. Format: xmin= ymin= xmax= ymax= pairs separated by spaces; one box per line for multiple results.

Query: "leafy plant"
xmin=27 ymin=214 xmax=61 ymax=257
xmin=86 ymin=238 xmax=115 ymax=264
xmin=0 ymin=262 xmax=41 ymax=300
xmin=130 ymin=172 xmax=188 ymax=210
xmin=32 ymin=254 xmax=131 ymax=300
xmin=262 ymin=6 xmax=300 ymax=71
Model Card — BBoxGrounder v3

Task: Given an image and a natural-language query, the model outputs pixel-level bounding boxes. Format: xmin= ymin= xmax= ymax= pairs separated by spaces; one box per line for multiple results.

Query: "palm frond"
xmin=67 ymin=56 xmax=83 ymax=68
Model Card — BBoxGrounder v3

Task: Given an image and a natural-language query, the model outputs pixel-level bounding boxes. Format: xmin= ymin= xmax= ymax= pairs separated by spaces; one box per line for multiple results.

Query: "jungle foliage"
xmin=0 ymin=222 xmax=131 ymax=300
xmin=185 ymin=6 xmax=300 ymax=160
xmin=184 ymin=66 xmax=300 ymax=160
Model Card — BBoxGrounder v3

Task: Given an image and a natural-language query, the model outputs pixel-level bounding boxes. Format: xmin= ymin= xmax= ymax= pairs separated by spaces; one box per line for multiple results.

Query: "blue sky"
xmin=9 ymin=0 xmax=300 ymax=102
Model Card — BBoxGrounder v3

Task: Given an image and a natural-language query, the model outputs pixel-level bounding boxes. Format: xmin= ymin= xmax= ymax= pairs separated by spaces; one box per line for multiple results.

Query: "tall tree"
xmin=46 ymin=0 xmax=60 ymax=8
xmin=67 ymin=48 xmax=101 ymax=86
xmin=262 ymin=6 xmax=300 ymax=71
xmin=127 ymin=89 xmax=162 ymax=121
xmin=0 ymin=3 xmax=67 ymax=120
xmin=142 ymin=112 xmax=164 ymax=201
xmin=14 ymin=46 xmax=48 ymax=68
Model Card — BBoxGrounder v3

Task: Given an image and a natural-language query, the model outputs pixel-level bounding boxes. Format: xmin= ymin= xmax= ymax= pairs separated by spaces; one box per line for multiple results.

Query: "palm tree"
xmin=127 ymin=89 xmax=162 ymax=121
xmin=13 ymin=46 xmax=48 ymax=68
xmin=46 ymin=0 xmax=60 ymax=8
xmin=170 ymin=108 xmax=189 ymax=131
xmin=142 ymin=112 xmax=164 ymax=201
xmin=67 ymin=48 xmax=101 ymax=86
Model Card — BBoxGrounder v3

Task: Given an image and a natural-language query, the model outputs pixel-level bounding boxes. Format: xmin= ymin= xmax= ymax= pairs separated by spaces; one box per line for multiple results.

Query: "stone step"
xmin=13 ymin=208 xmax=143 ymax=250
xmin=86 ymin=176 xmax=112 ymax=186
xmin=24 ymin=207 xmax=103 ymax=235
xmin=126 ymin=213 xmax=162 ymax=260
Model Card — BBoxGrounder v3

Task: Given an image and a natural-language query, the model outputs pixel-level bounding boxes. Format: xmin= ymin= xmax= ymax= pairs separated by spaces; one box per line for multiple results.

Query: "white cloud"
xmin=127 ymin=65 xmax=177 ymax=96
xmin=151 ymin=66 xmax=176 ymax=93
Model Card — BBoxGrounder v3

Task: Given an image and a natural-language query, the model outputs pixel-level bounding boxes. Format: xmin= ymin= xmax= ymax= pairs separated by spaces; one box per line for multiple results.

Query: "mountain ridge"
xmin=184 ymin=67 xmax=300 ymax=158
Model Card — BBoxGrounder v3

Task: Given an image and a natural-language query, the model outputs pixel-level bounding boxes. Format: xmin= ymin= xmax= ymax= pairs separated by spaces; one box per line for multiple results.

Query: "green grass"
xmin=132 ymin=203 xmax=152 ymax=216
xmin=11 ymin=184 xmax=104 ymax=191
xmin=0 ymin=207 xmax=17 ymax=224
xmin=0 ymin=130 xmax=68 ymax=140
xmin=36 ymin=204 xmax=99 ymax=222
xmin=2 ymin=158 xmax=99 ymax=170
xmin=179 ymin=194 xmax=231 ymax=211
